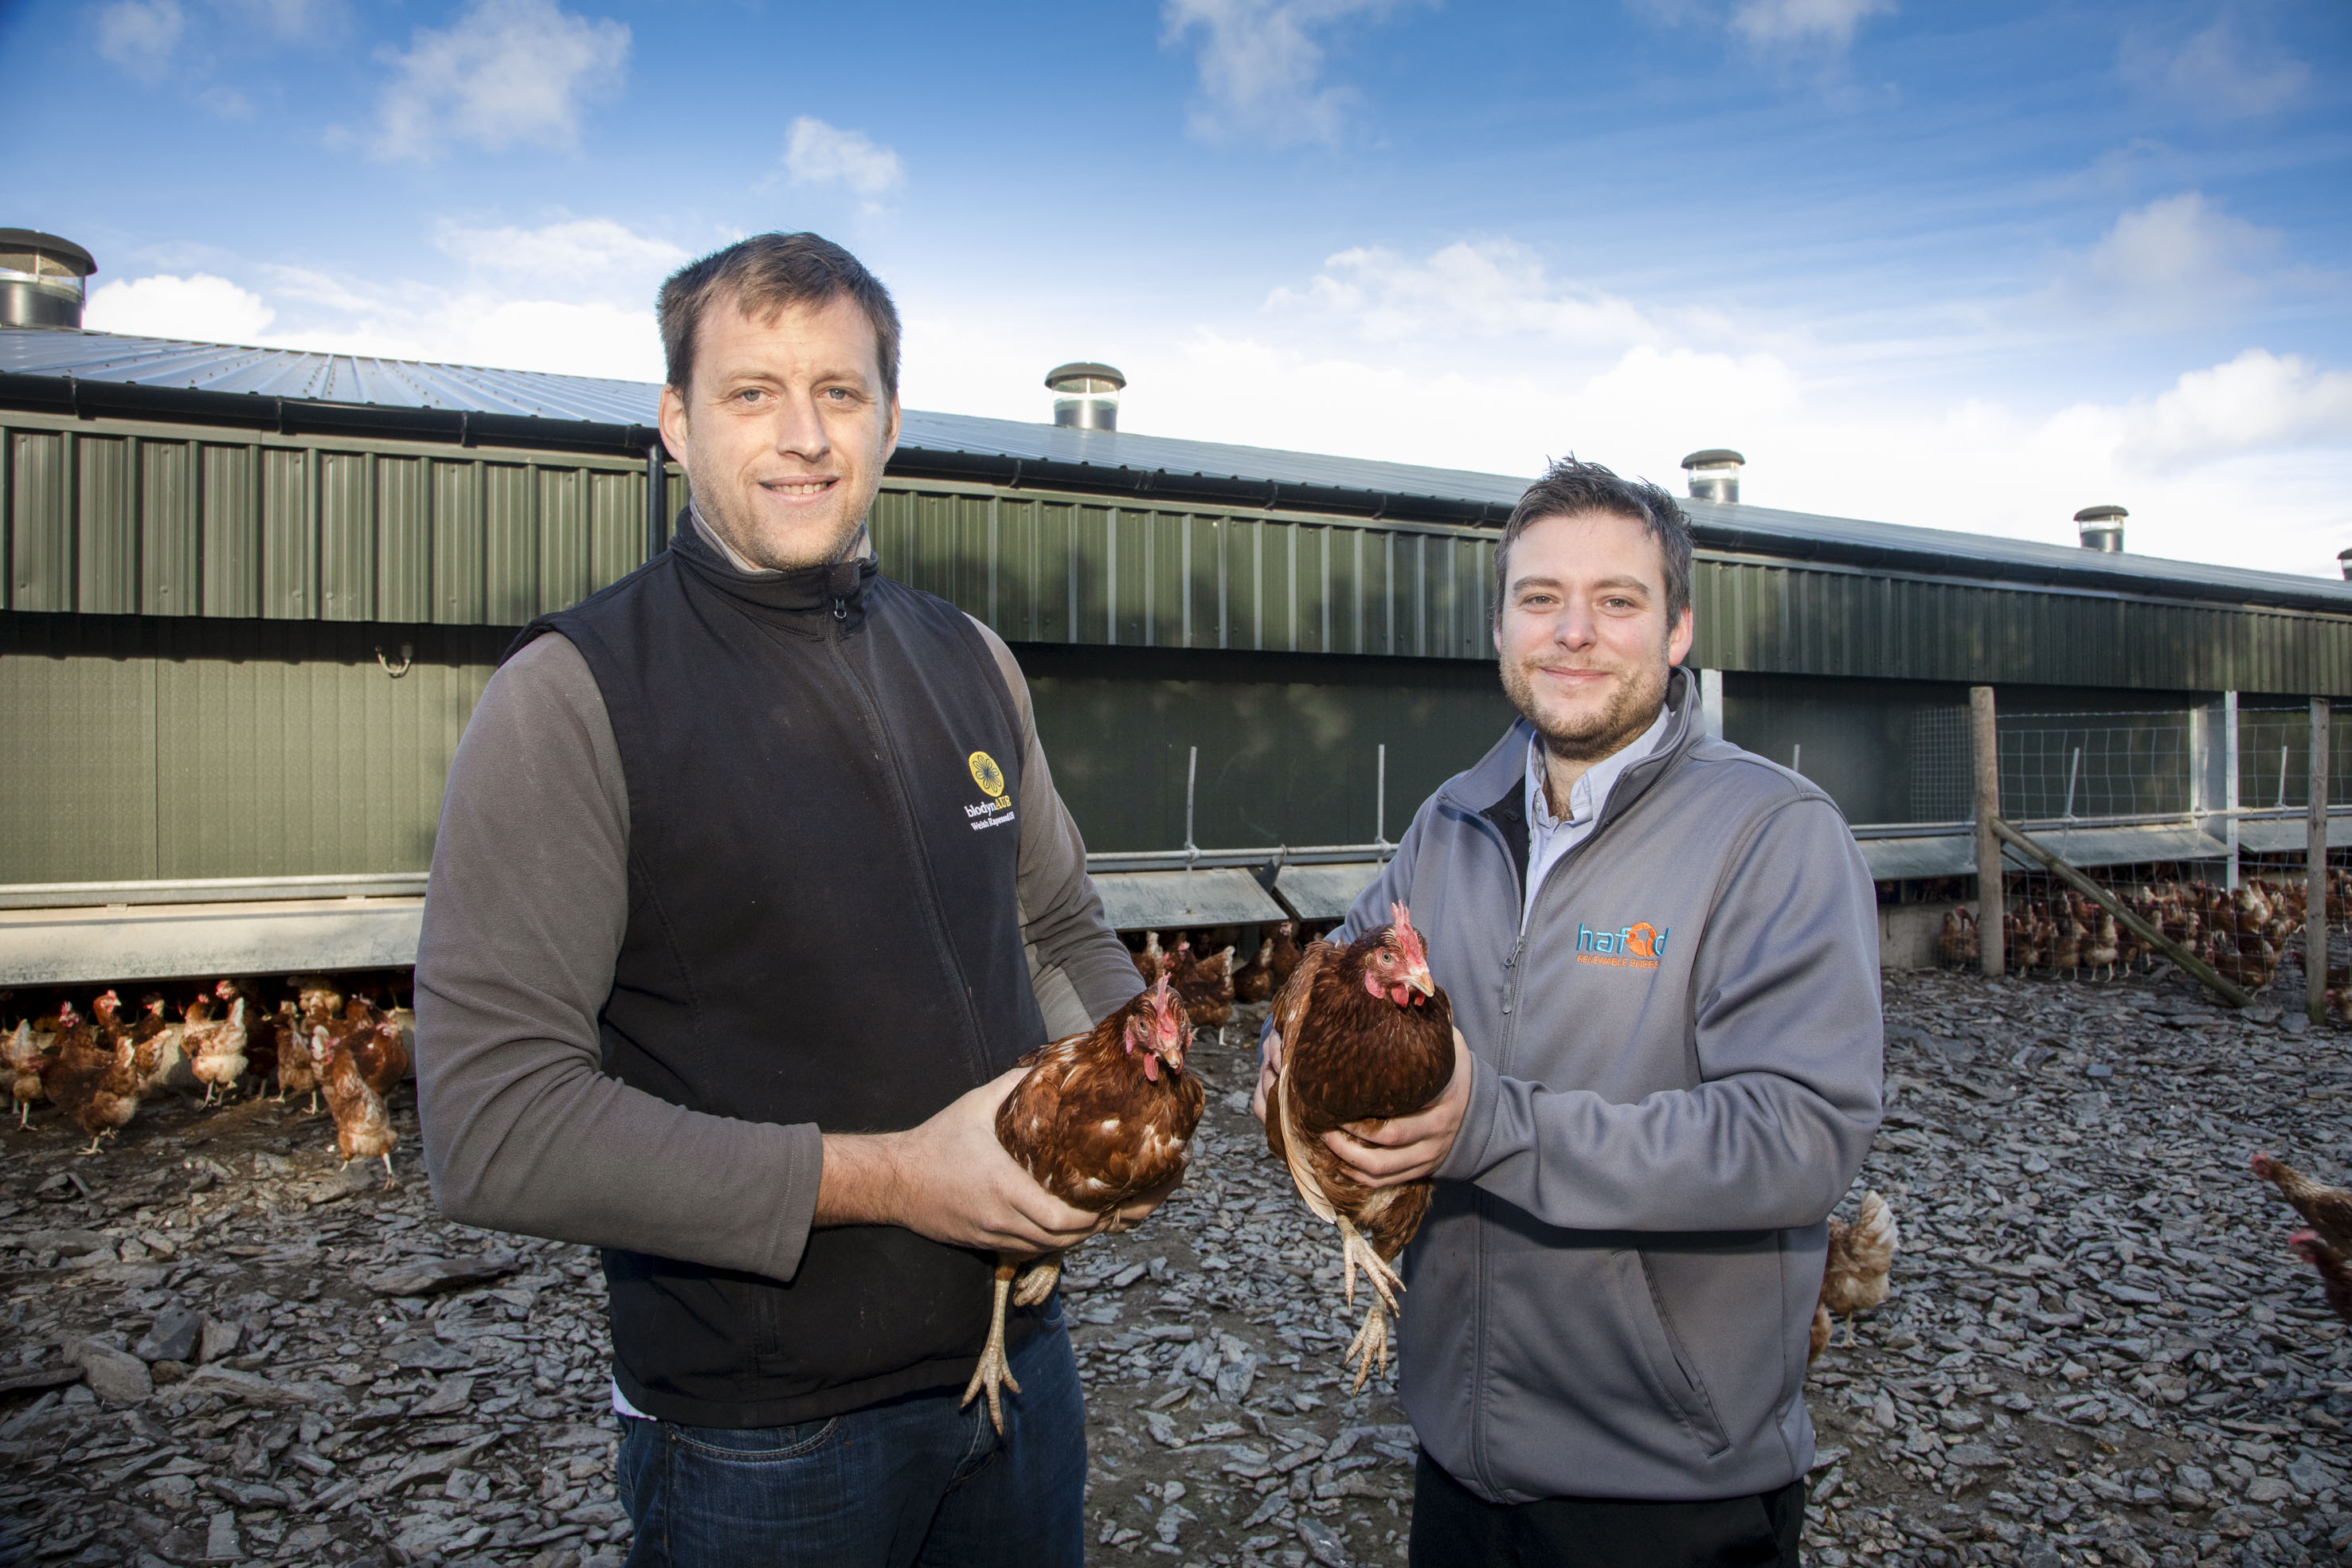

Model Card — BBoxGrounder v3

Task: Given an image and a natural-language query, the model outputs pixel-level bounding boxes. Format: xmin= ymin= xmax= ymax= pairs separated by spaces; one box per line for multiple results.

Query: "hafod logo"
xmin=964 ymin=750 xmax=1016 ymax=832
xmin=1575 ymin=920 xmax=1671 ymax=971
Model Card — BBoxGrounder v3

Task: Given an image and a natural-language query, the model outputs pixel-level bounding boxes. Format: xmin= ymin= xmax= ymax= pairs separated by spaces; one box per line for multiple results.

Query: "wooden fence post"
xmin=1971 ymin=686 xmax=2003 ymax=979
xmin=2314 ymin=698 xmax=2333 ymax=1027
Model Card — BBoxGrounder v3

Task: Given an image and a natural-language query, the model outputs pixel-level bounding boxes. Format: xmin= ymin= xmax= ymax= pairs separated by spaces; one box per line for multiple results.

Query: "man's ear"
xmin=1666 ymin=604 xmax=1695 ymax=668
xmin=657 ymin=383 xmax=690 ymax=470
xmin=881 ymin=396 xmax=902 ymax=463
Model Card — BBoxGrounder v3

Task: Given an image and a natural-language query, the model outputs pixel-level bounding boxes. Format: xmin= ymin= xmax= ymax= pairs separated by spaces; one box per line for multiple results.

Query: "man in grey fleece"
xmin=1258 ymin=458 xmax=1883 ymax=1566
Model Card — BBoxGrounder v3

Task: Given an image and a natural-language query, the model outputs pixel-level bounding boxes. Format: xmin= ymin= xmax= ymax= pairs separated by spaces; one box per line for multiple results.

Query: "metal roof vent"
xmin=1047 ymin=362 xmax=1124 ymax=432
xmin=2075 ymin=504 xmax=2127 ymax=553
xmin=1681 ymin=448 xmax=1743 ymax=504
xmin=2339 ymin=547 xmax=2350 ymax=581
xmin=0 ymin=229 xmax=96 ymax=330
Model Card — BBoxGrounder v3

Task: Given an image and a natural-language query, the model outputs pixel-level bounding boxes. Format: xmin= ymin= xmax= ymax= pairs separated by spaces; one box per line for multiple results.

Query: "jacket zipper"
xmin=821 ymin=601 xmax=996 ymax=1087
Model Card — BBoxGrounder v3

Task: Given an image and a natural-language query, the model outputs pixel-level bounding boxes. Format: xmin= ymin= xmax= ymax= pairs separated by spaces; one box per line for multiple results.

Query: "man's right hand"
xmin=1251 ymin=1028 xmax=1283 ymax=1124
xmin=815 ymin=1068 xmax=1102 ymax=1255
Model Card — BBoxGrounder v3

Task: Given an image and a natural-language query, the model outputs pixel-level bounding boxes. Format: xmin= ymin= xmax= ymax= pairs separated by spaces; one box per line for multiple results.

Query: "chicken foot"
xmin=1345 ymin=1301 xmax=1391 ymax=1393
xmin=1012 ymin=1252 xmax=1063 ymax=1308
xmin=960 ymin=1259 xmax=1023 ymax=1436
xmin=1337 ymin=1214 xmax=1403 ymax=1316
xmin=1334 ymin=1216 xmax=1403 ymax=1391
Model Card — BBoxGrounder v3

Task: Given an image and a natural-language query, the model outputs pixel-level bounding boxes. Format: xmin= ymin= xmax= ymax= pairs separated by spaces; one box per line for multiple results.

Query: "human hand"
xmin=1323 ymin=1028 xmax=1473 ymax=1188
xmin=817 ymin=1068 xmax=1101 ymax=1255
xmin=1104 ymin=1170 xmax=1184 ymax=1234
xmin=1252 ymin=1027 xmax=1284 ymax=1124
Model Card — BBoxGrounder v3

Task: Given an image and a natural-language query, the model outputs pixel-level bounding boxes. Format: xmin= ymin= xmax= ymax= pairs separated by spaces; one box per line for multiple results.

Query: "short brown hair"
xmin=1494 ymin=456 xmax=1694 ymax=624
xmin=657 ymin=233 xmax=901 ymax=402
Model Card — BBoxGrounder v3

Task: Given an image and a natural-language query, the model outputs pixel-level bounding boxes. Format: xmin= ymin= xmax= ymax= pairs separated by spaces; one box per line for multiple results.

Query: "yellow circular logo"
xmin=968 ymin=751 xmax=1006 ymax=800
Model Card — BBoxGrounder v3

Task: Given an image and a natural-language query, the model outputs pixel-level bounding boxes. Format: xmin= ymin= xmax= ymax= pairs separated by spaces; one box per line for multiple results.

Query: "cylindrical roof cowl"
xmin=0 ymin=229 xmax=96 ymax=330
xmin=2338 ymin=546 xmax=2350 ymax=581
xmin=2075 ymin=504 xmax=2127 ymax=553
xmin=1681 ymin=448 xmax=1744 ymax=506
xmin=1047 ymin=362 xmax=1125 ymax=432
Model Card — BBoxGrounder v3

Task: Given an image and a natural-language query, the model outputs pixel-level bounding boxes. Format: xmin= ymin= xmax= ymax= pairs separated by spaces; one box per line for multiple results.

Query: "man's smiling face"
xmin=656 ymin=291 xmax=901 ymax=572
xmin=1497 ymin=510 xmax=1693 ymax=763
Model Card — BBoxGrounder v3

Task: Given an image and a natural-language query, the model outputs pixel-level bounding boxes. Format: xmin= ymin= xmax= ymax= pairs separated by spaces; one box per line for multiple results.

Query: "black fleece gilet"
xmin=519 ymin=518 xmax=1048 ymax=1427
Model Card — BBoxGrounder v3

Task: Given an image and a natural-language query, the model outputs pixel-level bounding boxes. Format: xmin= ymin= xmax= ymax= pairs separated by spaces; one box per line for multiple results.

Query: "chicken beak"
xmin=1403 ymin=963 xmax=1437 ymax=1002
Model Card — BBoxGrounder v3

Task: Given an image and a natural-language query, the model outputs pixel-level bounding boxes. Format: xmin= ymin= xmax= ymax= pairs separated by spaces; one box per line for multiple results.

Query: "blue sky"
xmin=7 ymin=0 xmax=2348 ymax=576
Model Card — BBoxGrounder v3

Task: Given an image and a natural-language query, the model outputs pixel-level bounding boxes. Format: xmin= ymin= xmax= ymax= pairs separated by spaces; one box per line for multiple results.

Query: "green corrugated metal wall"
xmin=0 ymin=617 xmax=505 ymax=883
xmin=6 ymin=412 xmax=2347 ymax=691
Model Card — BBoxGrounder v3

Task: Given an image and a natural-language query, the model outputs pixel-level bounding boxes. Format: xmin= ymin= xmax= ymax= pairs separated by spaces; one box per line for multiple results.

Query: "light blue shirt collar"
xmin=1522 ymin=703 xmax=1673 ymax=921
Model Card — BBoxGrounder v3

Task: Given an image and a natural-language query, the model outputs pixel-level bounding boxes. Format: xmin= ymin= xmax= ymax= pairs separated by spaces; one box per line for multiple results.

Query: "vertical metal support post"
xmin=1970 ymin=686 xmax=2004 ymax=979
xmin=2063 ymin=746 xmax=2081 ymax=820
xmin=1376 ymin=742 xmax=1387 ymax=848
xmin=1699 ymin=668 xmax=1724 ymax=742
xmin=2312 ymin=698 xmax=2332 ymax=1027
xmin=2222 ymin=691 xmax=2240 ymax=890
xmin=1184 ymin=745 xmax=1199 ymax=865
xmin=644 ymin=440 xmax=668 ymax=561
xmin=1790 ymin=744 xmax=1802 ymax=776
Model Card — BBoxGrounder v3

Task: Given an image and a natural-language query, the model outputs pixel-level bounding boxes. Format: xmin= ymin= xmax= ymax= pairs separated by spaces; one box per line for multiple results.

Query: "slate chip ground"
xmin=2 ymin=963 xmax=2348 ymax=1566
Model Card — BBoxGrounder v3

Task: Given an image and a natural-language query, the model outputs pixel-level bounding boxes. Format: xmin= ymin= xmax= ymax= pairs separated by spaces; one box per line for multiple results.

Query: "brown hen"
xmin=2252 ymin=1152 xmax=2352 ymax=1253
xmin=1265 ymin=903 xmax=1454 ymax=1389
xmin=1808 ymin=1189 xmax=1900 ymax=1361
xmin=49 ymin=1001 xmax=143 ymax=1155
xmin=964 ymin=977 xmax=1204 ymax=1433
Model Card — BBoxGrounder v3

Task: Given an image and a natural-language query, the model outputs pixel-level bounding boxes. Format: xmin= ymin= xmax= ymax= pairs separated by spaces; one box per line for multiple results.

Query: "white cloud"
xmin=198 ymin=85 xmax=254 ymax=119
xmin=96 ymin=0 xmax=185 ymax=82
xmin=433 ymin=217 xmax=688 ymax=291
xmin=1729 ymin=0 xmax=1894 ymax=49
xmin=1161 ymin=0 xmax=1410 ymax=147
xmin=2123 ymin=15 xmax=2308 ymax=120
xmin=373 ymin=0 xmax=629 ymax=162
xmin=1270 ymin=240 xmax=1676 ymax=350
xmin=782 ymin=118 xmax=905 ymax=199
xmin=2115 ymin=349 xmax=2352 ymax=471
xmin=2049 ymin=191 xmax=2284 ymax=329
xmin=86 ymin=273 xmax=276 ymax=343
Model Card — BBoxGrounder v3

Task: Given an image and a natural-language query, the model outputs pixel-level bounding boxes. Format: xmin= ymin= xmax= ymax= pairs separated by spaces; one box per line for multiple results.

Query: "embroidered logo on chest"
xmin=965 ymin=750 xmax=1018 ymax=832
xmin=1575 ymin=921 xmax=1669 ymax=970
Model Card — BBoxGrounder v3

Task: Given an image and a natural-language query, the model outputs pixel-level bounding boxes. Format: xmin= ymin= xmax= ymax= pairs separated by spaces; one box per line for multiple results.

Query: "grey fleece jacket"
xmin=1334 ymin=667 xmax=1883 ymax=1504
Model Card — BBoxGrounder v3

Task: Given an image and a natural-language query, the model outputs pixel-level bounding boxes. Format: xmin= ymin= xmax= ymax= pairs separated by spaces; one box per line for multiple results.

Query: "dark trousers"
xmin=615 ymin=1310 xmax=1084 ymax=1568
xmin=1408 ymin=1452 xmax=1804 ymax=1568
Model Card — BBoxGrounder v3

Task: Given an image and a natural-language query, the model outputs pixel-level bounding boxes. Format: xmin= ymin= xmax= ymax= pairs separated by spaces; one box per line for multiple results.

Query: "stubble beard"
xmin=1501 ymin=640 xmax=1673 ymax=765
xmin=685 ymin=459 xmax=879 ymax=573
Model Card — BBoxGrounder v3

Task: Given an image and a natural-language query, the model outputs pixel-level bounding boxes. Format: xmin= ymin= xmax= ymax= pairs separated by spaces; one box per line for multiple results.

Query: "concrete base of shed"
xmin=1879 ymin=898 xmax=1965 ymax=972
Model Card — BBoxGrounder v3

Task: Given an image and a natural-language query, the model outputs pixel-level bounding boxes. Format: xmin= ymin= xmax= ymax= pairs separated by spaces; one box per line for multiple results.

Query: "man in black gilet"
xmin=415 ymin=233 xmax=1149 ymax=1567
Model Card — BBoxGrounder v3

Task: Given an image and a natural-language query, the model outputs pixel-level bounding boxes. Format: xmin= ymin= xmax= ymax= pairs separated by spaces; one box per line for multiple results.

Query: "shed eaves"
xmin=6 ymin=327 xmax=2349 ymax=612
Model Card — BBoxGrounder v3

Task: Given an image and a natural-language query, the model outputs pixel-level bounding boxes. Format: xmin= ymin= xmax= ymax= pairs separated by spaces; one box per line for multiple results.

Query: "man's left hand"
xmin=1325 ymin=1028 xmax=1473 ymax=1188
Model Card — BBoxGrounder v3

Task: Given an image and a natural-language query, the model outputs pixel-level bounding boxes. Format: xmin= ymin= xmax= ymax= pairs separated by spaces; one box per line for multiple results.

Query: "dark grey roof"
xmin=5 ymin=327 xmax=2347 ymax=612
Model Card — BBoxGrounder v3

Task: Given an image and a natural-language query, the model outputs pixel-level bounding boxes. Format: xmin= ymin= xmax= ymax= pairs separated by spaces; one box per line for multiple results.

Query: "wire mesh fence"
xmin=1897 ymin=707 xmax=2201 ymax=826
xmin=2240 ymin=708 xmax=2352 ymax=811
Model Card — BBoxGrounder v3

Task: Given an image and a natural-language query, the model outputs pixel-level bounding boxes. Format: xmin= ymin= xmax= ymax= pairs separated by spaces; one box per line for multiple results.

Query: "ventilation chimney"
xmin=1047 ymin=362 xmax=1124 ymax=432
xmin=2075 ymin=504 xmax=2127 ymax=553
xmin=1681 ymin=449 xmax=1743 ymax=504
xmin=2338 ymin=547 xmax=2350 ymax=581
xmin=0 ymin=229 xmax=96 ymax=330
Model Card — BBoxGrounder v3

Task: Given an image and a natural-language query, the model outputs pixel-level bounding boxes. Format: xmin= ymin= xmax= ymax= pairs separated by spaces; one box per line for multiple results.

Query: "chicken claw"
xmin=1344 ymin=1304 xmax=1391 ymax=1393
xmin=1012 ymin=1254 xmax=1062 ymax=1309
xmin=1337 ymin=1216 xmax=1403 ymax=1316
xmin=961 ymin=1262 xmax=1023 ymax=1435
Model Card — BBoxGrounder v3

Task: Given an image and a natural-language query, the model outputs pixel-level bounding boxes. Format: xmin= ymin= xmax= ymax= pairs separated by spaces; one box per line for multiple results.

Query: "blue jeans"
xmin=616 ymin=1308 xmax=1085 ymax=1568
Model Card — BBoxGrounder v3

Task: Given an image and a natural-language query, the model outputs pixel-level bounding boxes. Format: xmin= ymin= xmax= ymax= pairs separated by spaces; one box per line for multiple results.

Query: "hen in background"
xmin=965 ymin=977 xmax=1203 ymax=1431
xmin=1265 ymin=904 xmax=1455 ymax=1389
xmin=1809 ymin=1189 xmax=1900 ymax=1360
xmin=1234 ymin=937 xmax=1276 ymax=1005
xmin=311 ymin=1023 xmax=398 ymax=1186
xmin=6 ymin=1019 xmax=50 ymax=1127
xmin=1267 ymin=920 xmax=1304 ymax=990
xmin=2252 ymin=1152 xmax=2352 ymax=1253
xmin=49 ymin=1001 xmax=142 ymax=1155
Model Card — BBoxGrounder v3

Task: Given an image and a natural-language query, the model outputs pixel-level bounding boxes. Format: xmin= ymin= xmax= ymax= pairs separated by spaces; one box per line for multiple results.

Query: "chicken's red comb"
xmin=1387 ymin=902 xmax=1427 ymax=964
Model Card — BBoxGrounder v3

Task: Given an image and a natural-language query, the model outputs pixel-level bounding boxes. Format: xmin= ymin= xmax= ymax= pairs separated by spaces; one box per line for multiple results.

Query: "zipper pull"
xmin=832 ymin=598 xmax=847 ymax=621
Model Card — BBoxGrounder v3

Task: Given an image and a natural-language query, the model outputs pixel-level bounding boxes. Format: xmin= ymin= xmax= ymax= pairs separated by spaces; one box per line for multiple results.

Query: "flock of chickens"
xmin=964 ymin=906 xmax=1904 ymax=1429
xmin=3 ymin=976 xmax=411 ymax=1182
xmin=1935 ymin=869 xmax=2352 ymax=1016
